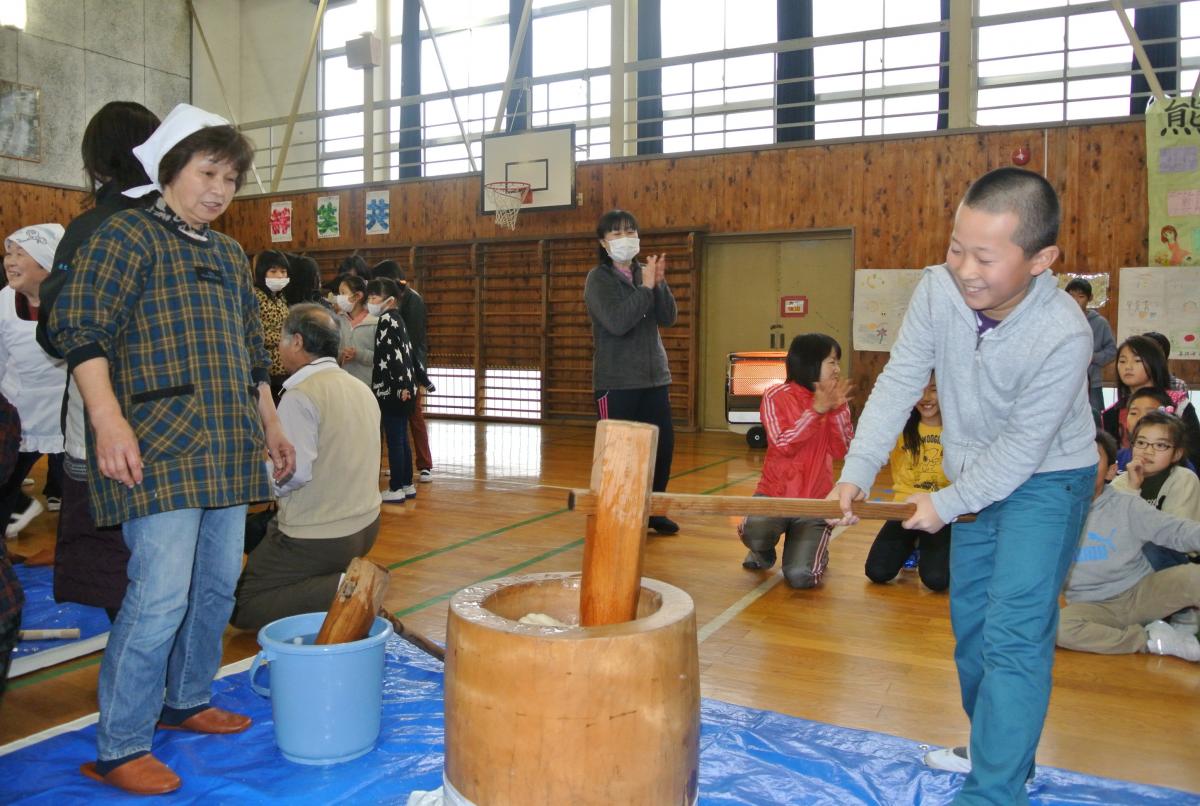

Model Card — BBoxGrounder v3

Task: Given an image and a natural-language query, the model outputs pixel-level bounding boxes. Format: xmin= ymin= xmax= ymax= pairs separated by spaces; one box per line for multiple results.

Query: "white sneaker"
xmin=924 ymin=745 xmax=971 ymax=773
xmin=418 ymin=469 xmax=433 ymax=483
xmin=1146 ymin=619 xmax=1200 ymax=661
xmin=381 ymin=488 xmax=407 ymax=504
xmin=6 ymin=498 xmax=45 ymax=538
xmin=403 ymin=484 xmax=417 ymax=499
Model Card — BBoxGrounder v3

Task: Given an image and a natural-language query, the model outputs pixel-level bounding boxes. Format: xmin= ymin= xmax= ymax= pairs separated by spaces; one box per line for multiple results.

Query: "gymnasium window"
xmin=295 ymin=0 xmax=1196 ymax=187
xmin=317 ymin=0 xmax=375 ymax=186
xmin=973 ymin=2 xmax=1190 ymax=125
xmin=423 ymin=368 xmax=543 ymax=419
xmin=529 ymin=1 xmax=612 ymax=159
xmin=415 ymin=2 xmax=509 ymax=177
xmin=658 ymin=0 xmax=777 ymax=153
xmin=811 ymin=1 xmax=943 ymax=140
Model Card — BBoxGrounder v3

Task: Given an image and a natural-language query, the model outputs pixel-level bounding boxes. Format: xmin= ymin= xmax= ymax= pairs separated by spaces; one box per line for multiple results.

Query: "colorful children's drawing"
xmin=317 ymin=196 xmax=340 ymax=239
xmin=852 ymin=269 xmax=923 ymax=352
xmin=1117 ymin=267 xmax=1200 ymax=359
xmin=269 ymin=201 xmax=292 ymax=243
xmin=1147 ymin=96 xmax=1200 ymax=266
xmin=365 ymin=190 xmax=390 ymax=235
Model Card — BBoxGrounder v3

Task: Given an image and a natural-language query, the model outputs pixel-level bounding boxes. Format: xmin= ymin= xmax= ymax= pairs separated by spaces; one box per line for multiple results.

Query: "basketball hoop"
xmin=485 ymin=181 xmax=532 ymax=231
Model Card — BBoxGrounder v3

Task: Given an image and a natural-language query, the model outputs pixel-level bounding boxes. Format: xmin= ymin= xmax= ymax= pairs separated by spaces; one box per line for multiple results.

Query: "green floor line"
xmin=386 ymin=508 xmax=569 ymax=570
xmin=8 ymin=653 xmax=102 ymax=691
xmin=700 ymin=473 xmax=760 ymax=495
xmin=669 ymin=455 xmax=736 ymax=479
xmin=392 ymin=538 xmax=585 ymax=618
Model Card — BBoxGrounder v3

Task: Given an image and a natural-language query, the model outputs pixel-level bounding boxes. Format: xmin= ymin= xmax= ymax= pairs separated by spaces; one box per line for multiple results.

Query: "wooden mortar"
xmin=444 ymin=571 xmax=700 ymax=805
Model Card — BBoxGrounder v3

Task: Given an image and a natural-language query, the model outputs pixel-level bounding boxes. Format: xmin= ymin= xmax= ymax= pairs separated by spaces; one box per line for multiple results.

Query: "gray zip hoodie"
xmin=1065 ymin=485 xmax=1200 ymax=603
xmin=839 ymin=265 xmax=1096 ymax=523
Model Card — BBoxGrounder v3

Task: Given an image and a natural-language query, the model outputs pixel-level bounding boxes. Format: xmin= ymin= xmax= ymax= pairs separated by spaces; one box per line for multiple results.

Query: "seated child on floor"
xmin=863 ymin=375 xmax=951 ymax=592
xmin=1113 ymin=388 xmax=1195 ymax=473
xmin=1057 ymin=430 xmax=1200 ymax=661
xmin=1103 ymin=335 xmax=1200 ymax=470
xmin=1110 ymin=410 xmax=1200 ymax=572
xmin=739 ymin=333 xmax=853 ymax=589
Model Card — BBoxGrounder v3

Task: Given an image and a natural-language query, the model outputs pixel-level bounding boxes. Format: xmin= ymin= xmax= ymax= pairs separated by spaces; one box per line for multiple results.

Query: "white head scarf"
xmin=5 ymin=224 xmax=65 ymax=271
xmin=123 ymin=103 xmax=231 ymax=199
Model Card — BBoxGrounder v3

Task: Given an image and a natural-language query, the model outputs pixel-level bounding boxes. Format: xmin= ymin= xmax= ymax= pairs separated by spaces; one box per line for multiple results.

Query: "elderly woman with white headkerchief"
xmin=50 ymin=103 xmax=296 ymax=796
xmin=0 ymin=223 xmax=67 ymax=538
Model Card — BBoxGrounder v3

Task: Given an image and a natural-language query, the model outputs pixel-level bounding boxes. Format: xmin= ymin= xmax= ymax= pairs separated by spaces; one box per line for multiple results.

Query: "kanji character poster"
xmin=317 ymin=195 xmax=340 ymax=239
xmin=1147 ymin=96 xmax=1200 ymax=267
xmin=365 ymin=190 xmax=390 ymax=235
xmin=269 ymin=201 xmax=292 ymax=243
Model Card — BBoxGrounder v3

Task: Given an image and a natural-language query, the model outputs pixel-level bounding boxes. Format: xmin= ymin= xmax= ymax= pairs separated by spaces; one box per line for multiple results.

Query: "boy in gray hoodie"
xmin=1058 ymin=430 xmax=1200 ymax=660
xmin=830 ymin=168 xmax=1097 ymax=804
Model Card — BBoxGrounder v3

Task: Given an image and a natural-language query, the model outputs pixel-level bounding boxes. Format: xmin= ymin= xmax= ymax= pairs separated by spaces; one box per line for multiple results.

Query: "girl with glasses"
xmin=1112 ymin=411 xmax=1200 ymax=572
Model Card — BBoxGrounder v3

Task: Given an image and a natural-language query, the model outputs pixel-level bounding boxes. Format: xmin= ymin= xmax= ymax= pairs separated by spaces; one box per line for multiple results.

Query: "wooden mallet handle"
xmin=568 ymin=490 xmax=975 ymax=522
xmin=378 ymin=609 xmax=446 ymax=663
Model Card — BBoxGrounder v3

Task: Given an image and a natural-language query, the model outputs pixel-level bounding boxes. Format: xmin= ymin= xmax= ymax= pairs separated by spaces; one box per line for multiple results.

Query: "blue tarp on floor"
xmin=0 ymin=637 xmax=1194 ymax=805
xmin=9 ymin=564 xmax=110 ymax=677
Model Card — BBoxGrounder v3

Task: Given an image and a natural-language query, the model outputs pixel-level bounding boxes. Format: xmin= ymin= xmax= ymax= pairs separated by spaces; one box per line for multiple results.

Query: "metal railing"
xmin=231 ymin=1 xmax=1197 ymax=194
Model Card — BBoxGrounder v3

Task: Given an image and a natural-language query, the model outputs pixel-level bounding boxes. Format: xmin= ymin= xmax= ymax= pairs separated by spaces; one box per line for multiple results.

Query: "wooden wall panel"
xmin=0 ymin=184 xmax=90 ymax=246
xmin=8 ymin=119 xmax=1190 ymax=422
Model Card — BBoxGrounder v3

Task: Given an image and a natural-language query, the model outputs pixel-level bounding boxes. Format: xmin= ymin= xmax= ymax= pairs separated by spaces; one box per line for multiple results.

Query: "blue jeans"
xmin=381 ymin=411 xmax=412 ymax=489
xmin=949 ymin=465 xmax=1094 ymax=806
xmin=96 ymin=505 xmax=247 ymax=761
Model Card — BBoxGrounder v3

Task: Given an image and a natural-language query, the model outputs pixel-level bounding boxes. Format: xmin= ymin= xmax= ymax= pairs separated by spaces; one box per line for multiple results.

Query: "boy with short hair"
xmin=1064 ymin=277 xmax=1116 ymax=420
xmin=1057 ymin=430 xmax=1200 ymax=660
xmin=831 ymin=168 xmax=1097 ymax=804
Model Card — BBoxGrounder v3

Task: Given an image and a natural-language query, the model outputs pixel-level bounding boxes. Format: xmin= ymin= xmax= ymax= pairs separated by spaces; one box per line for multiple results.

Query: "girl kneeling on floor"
xmin=739 ymin=333 xmax=854 ymax=588
xmin=863 ymin=375 xmax=951 ymax=591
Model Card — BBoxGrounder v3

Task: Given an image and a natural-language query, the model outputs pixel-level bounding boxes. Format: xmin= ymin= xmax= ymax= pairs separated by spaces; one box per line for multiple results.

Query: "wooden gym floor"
xmin=1 ymin=421 xmax=1196 ymax=795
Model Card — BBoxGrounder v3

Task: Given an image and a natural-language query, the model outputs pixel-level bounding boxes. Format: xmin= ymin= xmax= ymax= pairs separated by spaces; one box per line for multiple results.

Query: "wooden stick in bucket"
xmin=315 ymin=557 xmax=390 ymax=645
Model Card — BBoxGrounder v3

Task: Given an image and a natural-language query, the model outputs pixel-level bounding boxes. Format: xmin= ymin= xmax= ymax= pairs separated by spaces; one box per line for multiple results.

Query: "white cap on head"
xmin=5 ymin=224 xmax=65 ymax=271
xmin=123 ymin=103 xmax=231 ymax=199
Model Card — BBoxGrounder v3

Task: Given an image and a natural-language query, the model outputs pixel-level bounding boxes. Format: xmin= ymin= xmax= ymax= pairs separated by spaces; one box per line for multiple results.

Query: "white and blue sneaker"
xmin=403 ymin=484 xmax=417 ymax=500
xmin=923 ymin=745 xmax=971 ymax=773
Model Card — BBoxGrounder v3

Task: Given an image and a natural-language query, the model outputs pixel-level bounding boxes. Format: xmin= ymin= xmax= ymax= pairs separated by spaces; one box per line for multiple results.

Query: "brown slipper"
xmin=157 ymin=706 xmax=251 ymax=734
xmin=81 ymin=755 xmax=181 ymax=795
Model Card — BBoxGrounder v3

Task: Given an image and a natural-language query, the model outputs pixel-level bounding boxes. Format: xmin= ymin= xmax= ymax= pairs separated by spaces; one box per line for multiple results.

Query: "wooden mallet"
xmin=315 ymin=556 xmax=391 ymax=645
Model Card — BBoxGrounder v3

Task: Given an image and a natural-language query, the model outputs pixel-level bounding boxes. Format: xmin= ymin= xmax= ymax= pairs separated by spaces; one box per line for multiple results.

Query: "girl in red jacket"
xmin=739 ymin=333 xmax=854 ymax=587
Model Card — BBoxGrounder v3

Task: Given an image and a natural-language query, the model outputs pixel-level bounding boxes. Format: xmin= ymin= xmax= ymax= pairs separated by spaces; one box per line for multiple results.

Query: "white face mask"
xmin=606 ymin=236 xmax=640 ymax=264
xmin=367 ymin=299 xmax=390 ymax=317
xmin=335 ymin=294 xmax=354 ymax=313
xmin=265 ymin=277 xmax=289 ymax=293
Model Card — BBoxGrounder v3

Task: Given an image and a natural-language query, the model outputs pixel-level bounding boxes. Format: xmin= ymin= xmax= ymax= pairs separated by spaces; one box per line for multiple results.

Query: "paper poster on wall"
xmin=1146 ymin=97 xmax=1200 ymax=266
xmin=853 ymin=269 xmax=923 ymax=352
xmin=269 ymin=201 xmax=292 ymax=243
xmin=1056 ymin=272 xmax=1110 ymax=308
xmin=316 ymin=196 xmax=340 ymax=239
xmin=365 ymin=190 xmax=390 ymax=235
xmin=1116 ymin=267 xmax=1200 ymax=359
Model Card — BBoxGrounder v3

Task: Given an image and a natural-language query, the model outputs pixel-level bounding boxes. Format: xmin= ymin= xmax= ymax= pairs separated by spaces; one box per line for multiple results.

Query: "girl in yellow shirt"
xmin=864 ymin=376 xmax=952 ymax=591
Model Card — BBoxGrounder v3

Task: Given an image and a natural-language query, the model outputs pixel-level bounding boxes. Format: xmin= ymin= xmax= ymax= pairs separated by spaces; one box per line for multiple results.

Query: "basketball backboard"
xmin=481 ymin=125 xmax=576 ymax=214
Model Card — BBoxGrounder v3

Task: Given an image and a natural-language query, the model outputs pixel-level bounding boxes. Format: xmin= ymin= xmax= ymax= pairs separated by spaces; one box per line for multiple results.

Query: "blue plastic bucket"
xmin=249 ymin=611 xmax=393 ymax=765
